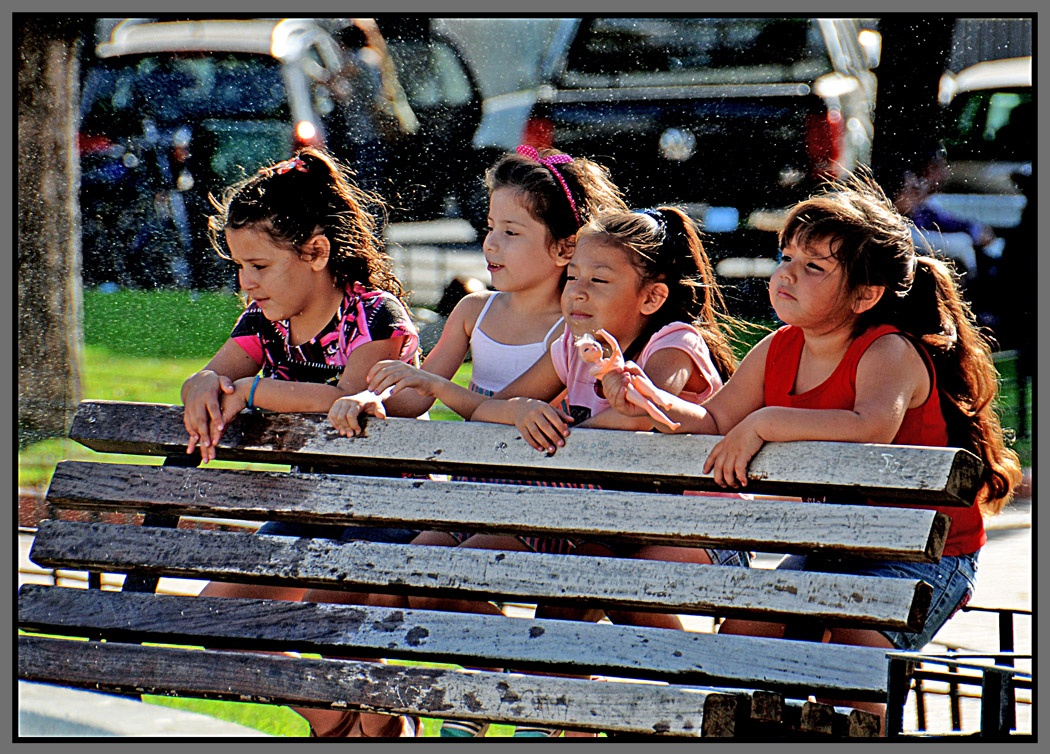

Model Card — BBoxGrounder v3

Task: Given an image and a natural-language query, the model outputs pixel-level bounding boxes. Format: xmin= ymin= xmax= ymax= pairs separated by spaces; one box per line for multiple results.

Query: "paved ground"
xmin=17 ymin=681 xmax=270 ymax=737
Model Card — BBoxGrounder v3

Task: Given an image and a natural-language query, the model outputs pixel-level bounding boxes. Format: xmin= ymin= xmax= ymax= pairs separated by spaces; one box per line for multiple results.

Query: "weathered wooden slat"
xmin=16 ymin=635 xmax=718 ymax=736
xmin=47 ymin=461 xmax=950 ymax=562
xmin=68 ymin=401 xmax=982 ymax=504
xmin=18 ymin=585 xmax=893 ymax=699
xmin=29 ymin=520 xmax=931 ymax=631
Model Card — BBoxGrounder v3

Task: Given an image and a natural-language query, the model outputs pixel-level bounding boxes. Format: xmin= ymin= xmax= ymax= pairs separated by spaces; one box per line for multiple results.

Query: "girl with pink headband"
xmin=318 ymin=145 xmax=628 ymax=738
xmin=329 ymin=144 xmax=626 ymax=433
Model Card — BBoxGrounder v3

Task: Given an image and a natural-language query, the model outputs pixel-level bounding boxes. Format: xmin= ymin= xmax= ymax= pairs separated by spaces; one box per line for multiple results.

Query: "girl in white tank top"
xmin=468 ymin=293 xmax=564 ymax=396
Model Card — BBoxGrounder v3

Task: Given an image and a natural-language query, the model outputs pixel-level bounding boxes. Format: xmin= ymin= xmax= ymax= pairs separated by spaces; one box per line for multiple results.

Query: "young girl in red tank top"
xmin=599 ymin=170 xmax=1022 ymax=730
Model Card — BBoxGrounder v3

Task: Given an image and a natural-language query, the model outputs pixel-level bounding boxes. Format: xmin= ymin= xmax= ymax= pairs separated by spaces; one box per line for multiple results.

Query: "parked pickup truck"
xmin=474 ymin=17 xmax=882 ymax=316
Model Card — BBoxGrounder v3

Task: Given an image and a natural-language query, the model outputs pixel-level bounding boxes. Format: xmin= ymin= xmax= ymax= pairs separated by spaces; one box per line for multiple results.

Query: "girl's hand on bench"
xmin=703 ymin=418 xmax=764 ymax=488
xmin=510 ymin=398 xmax=574 ymax=454
xmin=328 ymin=388 xmax=392 ymax=437
xmin=182 ymin=370 xmax=236 ymax=463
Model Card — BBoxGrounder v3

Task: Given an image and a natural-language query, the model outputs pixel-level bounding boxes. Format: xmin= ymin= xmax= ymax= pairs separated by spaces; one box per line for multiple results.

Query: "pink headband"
xmin=516 ymin=144 xmax=582 ymax=228
xmin=265 ymin=156 xmax=308 ymax=176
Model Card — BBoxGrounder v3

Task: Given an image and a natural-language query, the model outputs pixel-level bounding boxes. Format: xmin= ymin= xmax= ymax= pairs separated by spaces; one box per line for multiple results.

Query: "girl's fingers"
xmin=368 ymin=362 xmax=412 ymax=393
xmin=344 ymin=415 xmax=364 ymax=436
xmin=361 ymin=396 xmax=387 ymax=421
xmin=525 ymin=426 xmax=554 ymax=453
xmin=205 ymin=397 xmax=225 ymax=434
xmin=533 ymin=416 xmax=568 ymax=452
xmin=328 ymin=403 xmax=355 ymax=436
xmin=366 ymin=359 xmax=399 ymax=382
xmin=734 ymin=458 xmax=750 ymax=488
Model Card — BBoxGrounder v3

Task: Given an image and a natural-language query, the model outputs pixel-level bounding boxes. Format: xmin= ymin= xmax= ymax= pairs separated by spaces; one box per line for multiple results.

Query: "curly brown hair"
xmin=207 ymin=147 xmax=407 ymax=302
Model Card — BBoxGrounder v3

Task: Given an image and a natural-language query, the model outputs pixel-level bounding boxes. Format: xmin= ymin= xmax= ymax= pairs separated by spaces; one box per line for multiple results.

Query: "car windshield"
xmin=82 ymin=53 xmax=289 ymax=126
xmin=563 ymin=17 xmax=830 ymax=83
xmin=81 ymin=53 xmax=295 ymax=186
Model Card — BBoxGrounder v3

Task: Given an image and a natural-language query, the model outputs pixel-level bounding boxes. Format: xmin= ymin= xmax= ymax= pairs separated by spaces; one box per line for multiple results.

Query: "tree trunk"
xmin=17 ymin=16 xmax=86 ymax=448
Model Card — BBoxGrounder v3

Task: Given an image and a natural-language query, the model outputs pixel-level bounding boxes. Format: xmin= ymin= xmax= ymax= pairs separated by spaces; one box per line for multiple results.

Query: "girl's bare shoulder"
xmin=866 ymin=330 xmax=925 ymax=363
xmin=861 ymin=331 xmax=929 ymax=379
xmin=447 ymin=290 xmax=498 ymax=334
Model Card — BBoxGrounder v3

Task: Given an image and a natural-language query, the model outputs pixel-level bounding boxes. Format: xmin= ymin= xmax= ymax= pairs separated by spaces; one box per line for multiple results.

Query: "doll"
xmin=575 ymin=329 xmax=681 ymax=430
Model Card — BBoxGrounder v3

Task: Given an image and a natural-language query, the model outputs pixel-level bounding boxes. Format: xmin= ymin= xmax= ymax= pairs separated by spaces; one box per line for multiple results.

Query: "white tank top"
xmin=467 ymin=293 xmax=564 ymax=395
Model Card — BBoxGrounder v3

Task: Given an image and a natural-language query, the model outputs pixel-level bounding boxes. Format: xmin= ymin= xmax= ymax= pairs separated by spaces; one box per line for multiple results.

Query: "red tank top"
xmin=764 ymin=324 xmax=985 ymax=556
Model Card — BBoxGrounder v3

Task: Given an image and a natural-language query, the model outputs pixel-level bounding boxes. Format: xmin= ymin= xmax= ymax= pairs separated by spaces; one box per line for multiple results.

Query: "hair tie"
xmin=265 ymin=156 xmax=308 ymax=176
xmin=637 ymin=208 xmax=668 ymax=237
xmin=516 ymin=144 xmax=582 ymax=228
xmin=637 ymin=208 xmax=665 ymax=226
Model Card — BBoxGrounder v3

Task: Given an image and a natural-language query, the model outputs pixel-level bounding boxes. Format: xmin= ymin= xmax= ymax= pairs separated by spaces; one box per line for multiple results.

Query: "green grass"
xmin=991 ymin=351 xmax=1033 ymax=469
xmin=83 ymin=288 xmax=245 ymax=359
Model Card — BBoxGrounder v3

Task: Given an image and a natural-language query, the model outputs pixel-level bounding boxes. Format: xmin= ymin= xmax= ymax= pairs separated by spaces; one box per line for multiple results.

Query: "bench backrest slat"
xmin=69 ymin=401 xmax=983 ymax=504
xmin=47 ymin=461 xmax=950 ymax=561
xmin=30 ymin=520 xmax=931 ymax=630
xmin=17 ymin=585 xmax=891 ymax=699
xmin=17 ymin=635 xmax=713 ymax=737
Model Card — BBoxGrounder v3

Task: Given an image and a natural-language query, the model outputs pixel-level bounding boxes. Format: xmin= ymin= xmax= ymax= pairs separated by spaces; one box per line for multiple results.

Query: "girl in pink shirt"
xmin=432 ymin=207 xmax=748 ymax=626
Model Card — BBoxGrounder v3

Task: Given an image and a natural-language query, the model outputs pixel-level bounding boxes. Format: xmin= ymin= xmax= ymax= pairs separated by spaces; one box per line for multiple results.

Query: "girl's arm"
xmin=246 ymin=337 xmax=409 ymax=440
xmin=470 ymin=352 xmax=573 ymax=453
xmin=601 ymin=334 xmax=773 ymax=436
xmin=366 ymin=293 xmax=487 ymax=420
xmin=705 ymin=333 xmax=930 ymax=488
xmin=181 ymin=339 xmax=261 ymax=461
xmin=370 ymin=362 xmax=491 ymax=421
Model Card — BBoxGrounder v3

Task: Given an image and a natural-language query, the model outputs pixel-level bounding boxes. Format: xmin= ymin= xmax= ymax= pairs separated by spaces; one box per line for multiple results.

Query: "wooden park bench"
xmin=18 ymin=399 xmax=984 ymax=738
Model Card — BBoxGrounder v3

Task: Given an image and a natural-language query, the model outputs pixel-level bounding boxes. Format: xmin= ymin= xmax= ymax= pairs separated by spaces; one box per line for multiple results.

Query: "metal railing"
xmin=886 ymin=604 xmax=1033 ymax=738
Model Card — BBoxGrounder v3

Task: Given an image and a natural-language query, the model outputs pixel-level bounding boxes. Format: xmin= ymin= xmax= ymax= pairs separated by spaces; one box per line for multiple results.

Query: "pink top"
xmin=550 ymin=322 xmax=723 ymax=423
xmin=231 ymin=282 xmax=418 ymax=385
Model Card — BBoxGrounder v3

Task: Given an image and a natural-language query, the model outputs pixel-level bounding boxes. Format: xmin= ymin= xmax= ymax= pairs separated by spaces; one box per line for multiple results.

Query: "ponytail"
xmin=579 ymin=206 xmax=742 ymax=382
xmin=655 ymin=207 xmax=739 ymax=382
xmin=898 ymin=257 xmax=1020 ymax=514
xmin=208 ymin=147 xmax=406 ymax=302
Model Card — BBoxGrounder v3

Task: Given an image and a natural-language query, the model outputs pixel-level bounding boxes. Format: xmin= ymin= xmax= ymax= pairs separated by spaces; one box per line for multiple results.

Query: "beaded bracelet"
xmin=247 ymin=374 xmax=262 ymax=411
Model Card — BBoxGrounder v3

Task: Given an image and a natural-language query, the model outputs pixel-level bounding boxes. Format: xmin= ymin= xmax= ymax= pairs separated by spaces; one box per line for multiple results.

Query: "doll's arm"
xmin=593 ymin=329 xmax=678 ymax=428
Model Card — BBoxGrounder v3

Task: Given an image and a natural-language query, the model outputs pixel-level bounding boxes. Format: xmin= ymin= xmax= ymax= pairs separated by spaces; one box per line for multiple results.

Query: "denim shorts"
xmin=709 ymin=549 xmax=753 ymax=568
xmin=255 ymin=520 xmax=420 ymax=544
xmin=776 ymin=550 xmax=979 ymax=650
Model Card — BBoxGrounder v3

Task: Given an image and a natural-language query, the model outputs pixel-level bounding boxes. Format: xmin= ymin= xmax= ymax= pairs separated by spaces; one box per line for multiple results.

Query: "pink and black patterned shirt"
xmin=230 ymin=282 xmax=419 ymax=385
